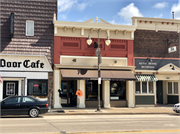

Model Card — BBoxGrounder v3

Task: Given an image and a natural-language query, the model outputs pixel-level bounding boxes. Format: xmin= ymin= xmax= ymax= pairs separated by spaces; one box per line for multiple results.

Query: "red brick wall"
xmin=134 ymin=30 xmax=179 ymax=58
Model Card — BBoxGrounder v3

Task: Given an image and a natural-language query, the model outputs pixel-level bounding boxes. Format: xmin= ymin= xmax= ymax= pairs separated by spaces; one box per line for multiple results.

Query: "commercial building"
xmin=132 ymin=17 xmax=180 ymax=106
xmin=0 ymin=0 xmax=57 ymax=102
xmin=53 ymin=17 xmax=137 ymax=108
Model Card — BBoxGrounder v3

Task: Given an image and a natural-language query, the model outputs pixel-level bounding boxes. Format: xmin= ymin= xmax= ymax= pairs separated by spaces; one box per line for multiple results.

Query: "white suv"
xmin=173 ymin=103 xmax=180 ymax=113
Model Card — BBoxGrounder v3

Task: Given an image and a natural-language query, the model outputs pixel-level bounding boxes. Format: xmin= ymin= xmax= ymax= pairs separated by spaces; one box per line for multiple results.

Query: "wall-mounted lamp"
xmin=147 ymin=58 xmax=152 ymax=62
xmin=167 ymin=38 xmax=177 ymax=47
xmin=114 ymin=60 xmax=117 ymax=63
xmin=170 ymin=65 xmax=175 ymax=70
xmin=72 ymin=59 xmax=76 ymax=62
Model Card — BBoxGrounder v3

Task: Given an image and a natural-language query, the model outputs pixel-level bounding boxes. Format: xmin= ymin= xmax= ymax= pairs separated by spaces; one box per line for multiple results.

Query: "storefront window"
xmin=110 ymin=81 xmax=126 ymax=100
xmin=168 ymin=82 xmax=172 ymax=94
xmin=135 ymin=82 xmax=140 ymax=94
xmin=149 ymin=82 xmax=153 ymax=94
xmin=142 ymin=82 xmax=147 ymax=94
xmin=168 ymin=82 xmax=178 ymax=94
xmin=174 ymin=82 xmax=178 ymax=94
xmin=85 ymin=80 xmax=102 ymax=100
xmin=27 ymin=80 xmax=48 ymax=96
xmin=135 ymin=81 xmax=154 ymax=94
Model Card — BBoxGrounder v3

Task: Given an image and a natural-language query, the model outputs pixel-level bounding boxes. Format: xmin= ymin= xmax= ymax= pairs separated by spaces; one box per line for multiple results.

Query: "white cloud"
xmin=153 ymin=2 xmax=168 ymax=9
xmin=58 ymin=0 xmax=88 ymax=12
xmin=77 ymin=3 xmax=88 ymax=11
xmin=58 ymin=0 xmax=76 ymax=13
xmin=117 ymin=3 xmax=143 ymax=23
xmin=171 ymin=0 xmax=180 ymax=19
xmin=58 ymin=0 xmax=89 ymax=20
xmin=154 ymin=13 xmax=163 ymax=18
xmin=109 ymin=20 xmax=116 ymax=24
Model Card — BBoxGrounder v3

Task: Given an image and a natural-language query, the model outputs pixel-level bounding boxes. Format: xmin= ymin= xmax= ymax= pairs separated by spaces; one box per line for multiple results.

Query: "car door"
xmin=20 ymin=96 xmax=36 ymax=114
xmin=1 ymin=96 xmax=22 ymax=115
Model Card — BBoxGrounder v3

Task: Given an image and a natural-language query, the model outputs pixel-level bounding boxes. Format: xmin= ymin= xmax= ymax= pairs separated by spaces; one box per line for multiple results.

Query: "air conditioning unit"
xmin=168 ymin=46 xmax=176 ymax=53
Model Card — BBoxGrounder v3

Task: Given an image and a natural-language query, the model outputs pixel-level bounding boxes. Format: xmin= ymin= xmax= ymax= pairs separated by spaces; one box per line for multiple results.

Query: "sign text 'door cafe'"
xmin=0 ymin=59 xmax=44 ymax=68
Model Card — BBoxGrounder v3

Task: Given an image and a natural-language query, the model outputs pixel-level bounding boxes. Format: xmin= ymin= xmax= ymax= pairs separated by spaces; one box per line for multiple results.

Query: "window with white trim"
xmin=26 ymin=20 xmax=34 ymax=36
xmin=167 ymin=82 xmax=178 ymax=94
xmin=135 ymin=81 xmax=154 ymax=94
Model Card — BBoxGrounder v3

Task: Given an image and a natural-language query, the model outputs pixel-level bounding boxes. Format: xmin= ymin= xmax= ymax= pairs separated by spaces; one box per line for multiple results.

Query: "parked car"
xmin=173 ymin=103 xmax=180 ymax=113
xmin=0 ymin=96 xmax=49 ymax=117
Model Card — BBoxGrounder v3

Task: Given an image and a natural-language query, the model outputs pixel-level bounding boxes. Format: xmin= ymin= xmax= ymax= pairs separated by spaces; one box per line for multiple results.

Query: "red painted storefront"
xmin=54 ymin=36 xmax=134 ymax=66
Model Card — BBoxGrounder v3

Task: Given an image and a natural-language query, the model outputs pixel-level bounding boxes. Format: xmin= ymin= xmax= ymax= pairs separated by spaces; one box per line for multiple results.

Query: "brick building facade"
xmin=0 ymin=0 xmax=57 ymax=104
xmin=134 ymin=30 xmax=179 ymax=58
xmin=132 ymin=17 xmax=180 ymax=106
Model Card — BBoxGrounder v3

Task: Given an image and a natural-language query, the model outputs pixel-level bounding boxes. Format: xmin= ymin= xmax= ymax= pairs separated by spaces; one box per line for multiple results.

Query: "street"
xmin=0 ymin=114 xmax=180 ymax=134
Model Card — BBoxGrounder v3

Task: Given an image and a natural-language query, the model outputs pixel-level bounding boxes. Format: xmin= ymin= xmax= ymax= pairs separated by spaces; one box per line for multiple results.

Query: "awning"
xmin=135 ymin=74 xmax=158 ymax=81
xmin=61 ymin=69 xmax=136 ymax=81
xmin=101 ymin=70 xmax=136 ymax=81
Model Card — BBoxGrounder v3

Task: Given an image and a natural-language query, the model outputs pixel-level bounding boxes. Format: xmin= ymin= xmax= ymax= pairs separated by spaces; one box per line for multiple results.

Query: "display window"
xmin=167 ymin=82 xmax=178 ymax=94
xmin=110 ymin=81 xmax=126 ymax=100
xmin=135 ymin=81 xmax=154 ymax=94
xmin=85 ymin=80 xmax=102 ymax=100
xmin=27 ymin=79 xmax=48 ymax=96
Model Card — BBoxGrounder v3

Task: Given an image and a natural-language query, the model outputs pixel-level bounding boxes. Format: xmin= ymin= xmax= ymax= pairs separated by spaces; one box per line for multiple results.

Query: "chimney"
xmin=172 ymin=12 xmax=174 ymax=19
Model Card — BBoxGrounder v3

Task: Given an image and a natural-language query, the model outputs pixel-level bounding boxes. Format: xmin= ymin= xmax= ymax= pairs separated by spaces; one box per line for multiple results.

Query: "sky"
xmin=57 ymin=0 xmax=180 ymax=25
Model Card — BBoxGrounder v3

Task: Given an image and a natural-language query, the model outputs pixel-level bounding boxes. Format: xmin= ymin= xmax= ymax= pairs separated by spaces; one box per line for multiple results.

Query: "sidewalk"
xmin=46 ymin=105 xmax=176 ymax=115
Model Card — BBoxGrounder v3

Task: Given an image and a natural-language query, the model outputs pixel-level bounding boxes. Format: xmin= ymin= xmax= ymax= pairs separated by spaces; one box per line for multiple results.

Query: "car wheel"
xmin=29 ymin=108 xmax=39 ymax=118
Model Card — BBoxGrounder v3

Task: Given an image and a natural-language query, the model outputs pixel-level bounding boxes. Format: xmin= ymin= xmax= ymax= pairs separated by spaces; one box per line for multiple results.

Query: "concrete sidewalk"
xmin=46 ymin=105 xmax=176 ymax=115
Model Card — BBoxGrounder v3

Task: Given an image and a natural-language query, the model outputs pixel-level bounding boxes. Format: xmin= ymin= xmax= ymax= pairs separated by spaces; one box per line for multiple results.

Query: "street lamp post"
xmin=87 ymin=29 xmax=111 ymax=111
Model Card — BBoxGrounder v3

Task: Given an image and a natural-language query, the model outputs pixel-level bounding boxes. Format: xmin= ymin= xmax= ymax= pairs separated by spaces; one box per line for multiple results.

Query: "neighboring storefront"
xmin=53 ymin=16 xmax=137 ymax=108
xmin=135 ymin=58 xmax=180 ymax=106
xmin=0 ymin=54 xmax=52 ymax=101
xmin=132 ymin=16 xmax=180 ymax=106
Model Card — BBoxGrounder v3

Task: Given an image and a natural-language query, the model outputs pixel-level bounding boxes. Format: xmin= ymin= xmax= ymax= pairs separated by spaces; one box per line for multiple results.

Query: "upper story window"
xmin=26 ymin=20 xmax=34 ymax=36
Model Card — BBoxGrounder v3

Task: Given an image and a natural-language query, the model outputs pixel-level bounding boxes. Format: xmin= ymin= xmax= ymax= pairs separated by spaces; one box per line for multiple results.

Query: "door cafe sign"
xmin=0 ymin=54 xmax=52 ymax=72
xmin=0 ymin=59 xmax=44 ymax=68
xmin=135 ymin=58 xmax=180 ymax=70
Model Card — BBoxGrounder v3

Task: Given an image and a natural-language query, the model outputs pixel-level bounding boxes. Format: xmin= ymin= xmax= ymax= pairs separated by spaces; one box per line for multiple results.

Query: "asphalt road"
xmin=0 ymin=114 xmax=180 ymax=134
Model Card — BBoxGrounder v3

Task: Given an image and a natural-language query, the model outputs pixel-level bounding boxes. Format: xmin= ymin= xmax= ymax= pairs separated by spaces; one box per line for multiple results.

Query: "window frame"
xmin=27 ymin=79 xmax=48 ymax=96
xmin=135 ymin=81 xmax=154 ymax=95
xmin=167 ymin=81 xmax=179 ymax=95
xmin=26 ymin=20 xmax=34 ymax=36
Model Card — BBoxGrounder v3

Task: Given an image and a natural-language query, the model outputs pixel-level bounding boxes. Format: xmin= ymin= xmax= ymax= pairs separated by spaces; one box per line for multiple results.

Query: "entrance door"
xmin=3 ymin=81 xmax=19 ymax=98
xmin=157 ymin=81 xmax=163 ymax=104
xmin=61 ymin=80 xmax=77 ymax=107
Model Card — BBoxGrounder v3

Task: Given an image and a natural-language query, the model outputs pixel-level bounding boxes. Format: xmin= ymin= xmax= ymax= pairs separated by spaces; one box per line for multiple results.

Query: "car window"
xmin=22 ymin=97 xmax=35 ymax=103
xmin=4 ymin=97 xmax=21 ymax=104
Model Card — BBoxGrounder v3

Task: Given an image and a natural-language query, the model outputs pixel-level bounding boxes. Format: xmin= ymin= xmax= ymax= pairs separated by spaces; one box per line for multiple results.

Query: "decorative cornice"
xmin=53 ymin=20 xmax=136 ymax=32
xmin=132 ymin=17 xmax=180 ymax=32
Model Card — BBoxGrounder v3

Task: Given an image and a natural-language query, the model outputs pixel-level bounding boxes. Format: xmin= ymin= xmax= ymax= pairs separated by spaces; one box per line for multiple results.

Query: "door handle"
xmin=16 ymin=104 xmax=20 ymax=106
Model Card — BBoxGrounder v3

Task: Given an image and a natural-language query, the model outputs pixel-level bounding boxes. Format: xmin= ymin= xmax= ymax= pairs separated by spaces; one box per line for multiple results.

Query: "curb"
xmin=45 ymin=112 xmax=175 ymax=115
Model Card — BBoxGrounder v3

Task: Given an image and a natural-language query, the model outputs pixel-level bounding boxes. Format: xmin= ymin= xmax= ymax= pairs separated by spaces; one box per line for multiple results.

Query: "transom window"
xmin=168 ymin=82 xmax=178 ymax=94
xmin=6 ymin=82 xmax=15 ymax=96
xmin=135 ymin=81 xmax=154 ymax=94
